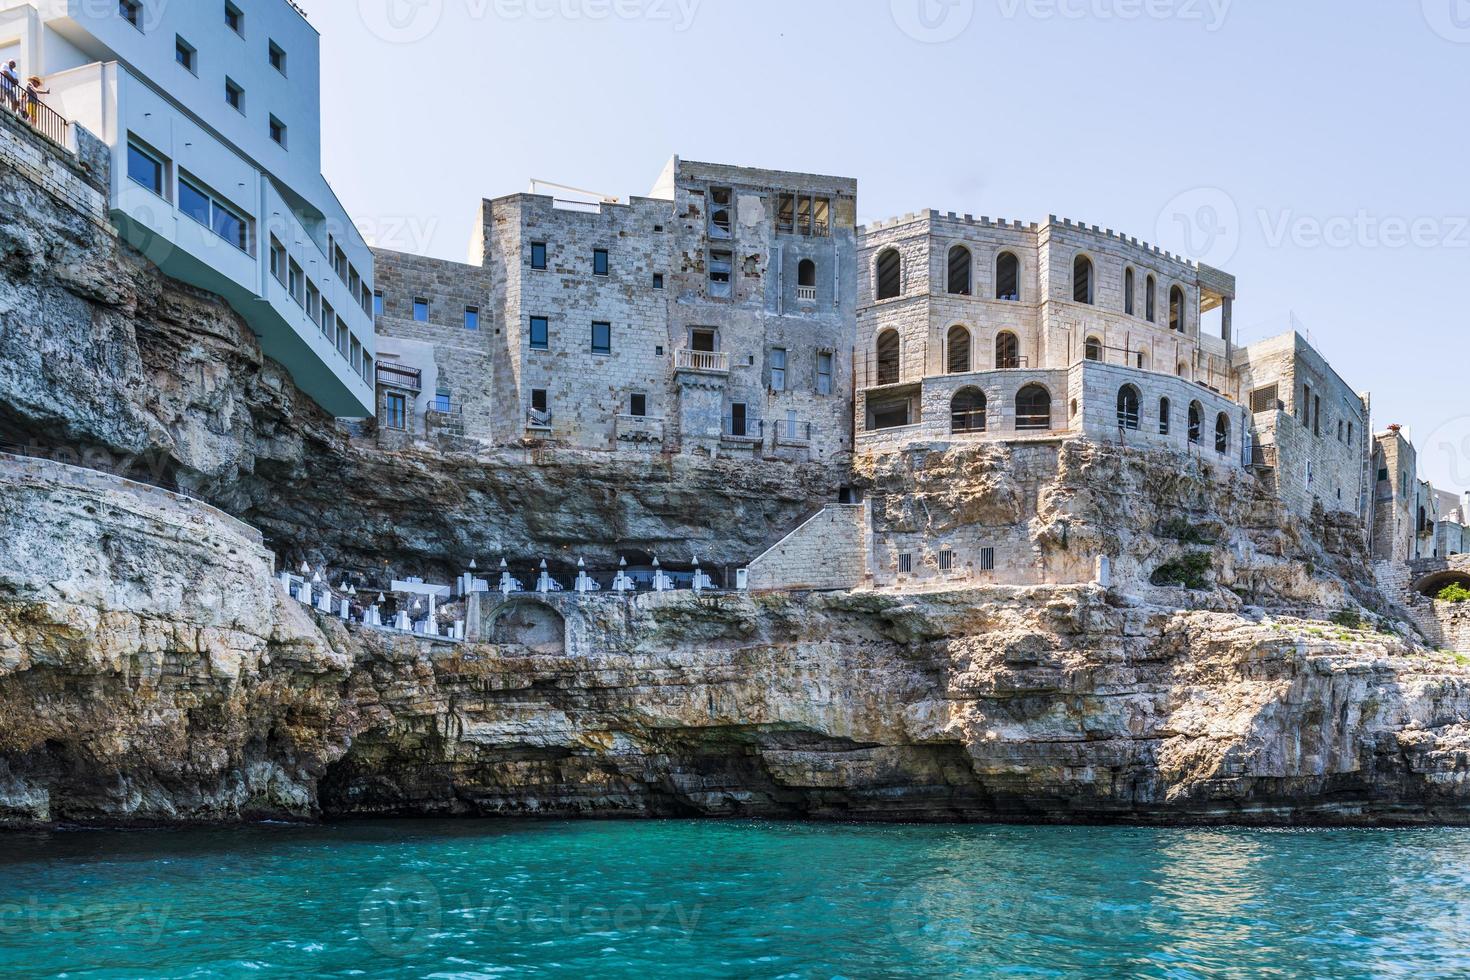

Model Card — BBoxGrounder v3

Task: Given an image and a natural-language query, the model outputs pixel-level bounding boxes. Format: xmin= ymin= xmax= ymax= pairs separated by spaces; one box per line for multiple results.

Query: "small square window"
xmin=656 ymin=345 xmax=665 ymax=357
xmin=630 ymin=393 xmax=647 ymax=417
xmin=120 ymin=0 xmax=141 ymax=29
xmin=898 ymin=553 xmax=913 ymax=575
xmin=591 ymin=321 xmax=611 ymax=355
xmin=269 ymin=115 xmax=287 ymax=147
xmin=412 ymin=298 xmax=429 ymax=322
xmin=225 ymin=1 xmax=243 ymax=34
xmin=465 ymin=306 xmax=479 ymax=331
xmin=225 ymin=77 xmax=244 ymax=112
xmin=652 ymin=273 xmax=664 ymax=289
xmin=593 ymin=248 xmax=609 ymax=277
xmin=175 ymin=36 xmax=196 ymax=73
xmin=529 ymin=316 xmax=549 ymax=350
xmin=268 ymin=40 xmax=287 ymax=74
xmin=530 ymin=242 xmax=547 ymax=270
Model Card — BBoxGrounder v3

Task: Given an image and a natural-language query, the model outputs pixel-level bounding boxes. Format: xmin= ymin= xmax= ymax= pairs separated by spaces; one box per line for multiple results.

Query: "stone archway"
xmin=1411 ymin=569 xmax=1470 ymax=599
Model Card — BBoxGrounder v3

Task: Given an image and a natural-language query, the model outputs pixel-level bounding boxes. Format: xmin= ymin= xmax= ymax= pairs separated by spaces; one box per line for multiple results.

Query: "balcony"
xmin=774 ymin=420 xmax=813 ymax=447
xmin=2 ymin=79 xmax=69 ymax=150
xmin=722 ymin=417 xmax=764 ymax=443
xmin=376 ymin=363 xmax=423 ymax=393
xmin=676 ymin=349 xmax=729 ymax=374
xmin=796 ymin=285 xmax=817 ymax=302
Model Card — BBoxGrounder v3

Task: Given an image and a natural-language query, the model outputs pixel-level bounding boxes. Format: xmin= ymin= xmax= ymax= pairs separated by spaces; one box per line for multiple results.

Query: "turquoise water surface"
xmin=1 ymin=820 xmax=1467 ymax=977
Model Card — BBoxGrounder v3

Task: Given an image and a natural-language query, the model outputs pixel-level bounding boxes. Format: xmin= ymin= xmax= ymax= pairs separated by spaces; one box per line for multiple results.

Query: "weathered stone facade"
xmin=1373 ymin=429 xmax=1419 ymax=563
xmin=368 ymin=157 xmax=857 ymax=462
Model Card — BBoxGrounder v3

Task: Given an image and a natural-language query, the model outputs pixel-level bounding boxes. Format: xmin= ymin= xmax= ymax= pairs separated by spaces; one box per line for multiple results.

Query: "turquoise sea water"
xmin=1 ymin=821 xmax=1468 ymax=978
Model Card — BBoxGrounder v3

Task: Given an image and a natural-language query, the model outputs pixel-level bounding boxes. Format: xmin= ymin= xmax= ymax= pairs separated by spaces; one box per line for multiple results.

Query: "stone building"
xmin=1232 ymin=331 xmax=1371 ymax=521
xmin=853 ymin=210 xmax=1247 ymax=468
xmin=1372 ymin=427 xmax=1419 ymax=563
xmin=370 ymin=157 xmax=857 ymax=462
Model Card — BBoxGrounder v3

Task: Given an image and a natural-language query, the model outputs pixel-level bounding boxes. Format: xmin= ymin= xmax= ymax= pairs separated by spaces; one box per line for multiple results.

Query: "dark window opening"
xmin=876 ymin=249 xmax=901 ymax=300
xmin=996 ymin=332 xmax=1020 ymax=370
xmin=1016 ymin=384 xmax=1051 ymax=431
xmin=593 ymin=248 xmax=609 ymax=276
xmin=630 ymin=393 xmax=647 ymax=417
xmin=1159 ymin=397 xmax=1171 ymax=435
xmin=876 ymin=329 xmax=900 ymax=385
xmin=995 ymin=251 xmax=1020 ymax=301
xmin=951 ymin=387 xmax=986 ymax=433
xmin=1073 ymin=255 xmax=1094 ymax=304
xmin=1169 ymin=285 xmax=1186 ymax=331
xmin=946 ymin=326 xmax=971 ymax=374
xmin=591 ymin=321 xmax=611 ymax=355
xmin=530 ymin=242 xmax=547 ymax=270
xmin=1117 ymin=385 xmax=1140 ymax=430
xmin=947 ymin=245 xmax=971 ymax=295
xmin=529 ymin=316 xmax=549 ymax=350
xmin=1085 ymin=336 xmax=1102 ymax=362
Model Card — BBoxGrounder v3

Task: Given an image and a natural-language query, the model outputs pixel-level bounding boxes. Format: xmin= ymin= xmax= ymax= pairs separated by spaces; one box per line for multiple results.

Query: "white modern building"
xmin=0 ymin=0 xmax=375 ymax=416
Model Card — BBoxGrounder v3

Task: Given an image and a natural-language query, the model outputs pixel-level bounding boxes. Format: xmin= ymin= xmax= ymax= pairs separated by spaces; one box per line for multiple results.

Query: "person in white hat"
xmin=0 ymin=62 xmax=19 ymax=113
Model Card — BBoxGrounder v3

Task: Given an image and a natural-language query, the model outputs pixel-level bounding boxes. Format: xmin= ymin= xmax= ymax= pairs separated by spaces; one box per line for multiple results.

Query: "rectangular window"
xmin=1301 ymin=384 xmax=1311 ymax=424
xmin=383 ymin=392 xmax=407 ymax=430
xmin=175 ymin=36 xmax=196 ymax=73
xmin=306 ymin=281 xmax=320 ymax=321
xmin=709 ymin=187 xmax=733 ymax=239
xmin=412 ymin=298 xmax=429 ymax=322
xmin=630 ymin=393 xmax=647 ymax=417
xmin=434 ymin=389 xmax=451 ymax=413
xmin=225 ymin=1 xmax=243 ymax=34
xmin=939 ymin=549 xmax=955 ymax=573
xmin=336 ymin=318 xmax=349 ymax=357
xmin=321 ymin=301 xmax=334 ymax=336
xmin=980 ymin=548 xmax=995 ymax=571
xmin=269 ymin=115 xmax=287 ymax=147
xmin=351 ymin=337 xmax=363 ymax=374
xmin=530 ymin=242 xmax=547 ymax=270
xmin=797 ymin=195 xmax=812 ymax=236
xmin=529 ymin=316 xmax=549 ymax=350
xmin=817 ymin=352 xmax=833 ymax=395
xmin=334 ymin=245 xmax=348 ymax=280
xmin=898 ymin=553 xmax=913 ymax=575
xmin=373 ymin=291 xmax=384 ymax=317
xmin=691 ymin=328 xmax=717 ymax=352
xmin=785 ymin=410 xmax=799 ymax=440
xmin=120 ymin=0 xmax=141 ymax=28
xmin=362 ymin=354 xmax=373 ymax=386
xmin=531 ymin=388 xmax=548 ymax=413
xmin=591 ymin=321 xmax=611 ymax=355
xmin=180 ymin=175 xmax=249 ymax=253
xmin=709 ymin=250 xmax=732 ymax=298
xmin=126 ymin=142 xmax=163 ymax=195
xmin=812 ymin=197 xmax=831 ymax=237
xmin=268 ymin=40 xmax=287 ymax=74
xmin=1250 ymin=384 xmax=1279 ymax=414
xmin=730 ymin=402 xmax=747 ymax=437
xmin=652 ymin=273 xmax=664 ymax=289
xmin=225 ymin=77 xmax=244 ymax=112
xmin=777 ymin=193 xmax=795 ymax=234
xmin=770 ymin=348 xmax=787 ymax=392
xmin=464 ymin=306 xmax=479 ymax=331
xmin=1314 ymin=395 xmax=1321 ymax=436
xmin=1378 ymin=468 xmax=1390 ymax=483
xmin=287 ymin=259 xmax=303 ymax=304
xmin=593 ymin=248 xmax=609 ymax=277
xmin=269 ymin=237 xmax=286 ymax=283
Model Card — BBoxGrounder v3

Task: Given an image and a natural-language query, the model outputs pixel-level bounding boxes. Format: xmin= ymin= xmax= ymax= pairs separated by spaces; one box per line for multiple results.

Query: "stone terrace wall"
xmin=745 ymin=503 xmax=866 ymax=591
xmin=0 ymin=114 xmax=109 ymax=227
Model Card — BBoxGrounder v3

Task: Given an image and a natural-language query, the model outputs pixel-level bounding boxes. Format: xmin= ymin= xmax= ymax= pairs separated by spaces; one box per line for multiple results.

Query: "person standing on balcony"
xmin=0 ymin=62 xmax=19 ymax=114
xmin=23 ymin=77 xmax=49 ymax=126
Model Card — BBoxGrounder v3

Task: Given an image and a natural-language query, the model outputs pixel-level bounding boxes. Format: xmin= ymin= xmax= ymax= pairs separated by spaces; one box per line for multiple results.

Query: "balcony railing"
xmin=795 ymin=285 xmax=817 ymax=301
xmin=527 ymin=408 xmax=552 ymax=429
xmin=676 ymin=349 xmax=729 ymax=373
xmin=376 ymin=363 xmax=423 ymax=393
xmin=722 ymin=417 xmax=764 ymax=440
xmin=774 ymin=420 xmax=812 ymax=445
xmin=3 ymin=79 xmax=69 ymax=150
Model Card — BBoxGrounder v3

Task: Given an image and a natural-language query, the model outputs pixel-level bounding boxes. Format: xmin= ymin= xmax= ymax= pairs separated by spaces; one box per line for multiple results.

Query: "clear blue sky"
xmin=306 ymin=0 xmax=1470 ymax=491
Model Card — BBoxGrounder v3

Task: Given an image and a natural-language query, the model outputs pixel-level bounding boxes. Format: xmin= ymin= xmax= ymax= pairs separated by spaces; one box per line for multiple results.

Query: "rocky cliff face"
xmin=2 ymin=120 xmax=1467 ymax=828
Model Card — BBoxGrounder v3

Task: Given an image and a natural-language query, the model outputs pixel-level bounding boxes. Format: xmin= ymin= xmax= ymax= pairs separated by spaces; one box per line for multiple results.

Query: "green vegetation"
xmin=1159 ymin=517 xmax=1218 ymax=546
xmin=1150 ymin=552 xmax=1213 ymax=591
xmin=1436 ymin=582 xmax=1470 ymax=604
xmin=1330 ymin=609 xmax=1363 ymax=630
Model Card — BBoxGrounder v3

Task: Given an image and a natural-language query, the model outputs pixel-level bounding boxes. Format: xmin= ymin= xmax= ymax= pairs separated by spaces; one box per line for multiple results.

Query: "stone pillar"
xmin=465 ymin=591 xmax=482 ymax=642
xmin=1221 ymin=296 xmax=1233 ymax=354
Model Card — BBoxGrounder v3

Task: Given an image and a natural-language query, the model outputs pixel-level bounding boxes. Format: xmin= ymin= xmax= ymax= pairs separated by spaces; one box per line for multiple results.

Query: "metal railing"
xmin=774 ymin=420 xmax=812 ymax=443
xmin=676 ymin=349 xmax=729 ymax=372
xmin=527 ymin=408 xmax=553 ymax=428
xmin=723 ymin=416 xmax=764 ymax=439
xmin=1015 ymin=411 xmax=1053 ymax=431
xmin=376 ymin=362 xmax=423 ymax=392
xmin=3 ymin=79 xmax=69 ymax=150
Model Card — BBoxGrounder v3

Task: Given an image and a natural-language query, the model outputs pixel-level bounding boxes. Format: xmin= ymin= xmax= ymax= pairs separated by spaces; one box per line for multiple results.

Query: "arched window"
xmin=1169 ymin=285 xmax=1186 ymax=332
xmin=1177 ymin=361 xmax=1188 ymax=378
xmin=1016 ymin=384 xmax=1052 ymax=430
xmin=947 ymin=245 xmax=971 ymax=295
xmin=951 ymin=387 xmax=987 ymax=433
xmin=1159 ymin=397 xmax=1171 ymax=435
xmin=1124 ymin=267 xmax=1135 ymax=316
xmin=1215 ymin=413 xmax=1230 ymax=454
xmin=995 ymin=251 xmax=1020 ymax=301
xmin=798 ymin=258 xmax=817 ymax=287
xmin=946 ymin=325 xmax=972 ymax=374
xmin=1135 ymin=349 xmax=1149 ymax=371
xmin=1073 ymin=254 xmax=1094 ymax=304
xmin=876 ymin=249 xmax=901 ymax=300
xmin=1188 ymin=401 xmax=1203 ymax=443
xmin=995 ymin=331 xmax=1020 ymax=370
xmin=1117 ymin=385 xmax=1140 ymax=430
xmin=876 ymin=329 xmax=900 ymax=385
xmin=1145 ymin=275 xmax=1157 ymax=323
xmin=1085 ymin=336 xmax=1103 ymax=362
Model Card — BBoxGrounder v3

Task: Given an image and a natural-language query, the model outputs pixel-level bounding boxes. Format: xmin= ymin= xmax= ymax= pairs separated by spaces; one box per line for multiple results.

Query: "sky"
xmin=304 ymin=0 xmax=1470 ymax=491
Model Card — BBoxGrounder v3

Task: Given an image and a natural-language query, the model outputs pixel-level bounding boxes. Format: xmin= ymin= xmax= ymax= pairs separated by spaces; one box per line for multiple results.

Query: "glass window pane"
xmin=179 ymin=179 xmax=210 ymax=226
xmin=213 ymin=203 xmax=246 ymax=252
xmin=127 ymin=145 xmax=162 ymax=194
